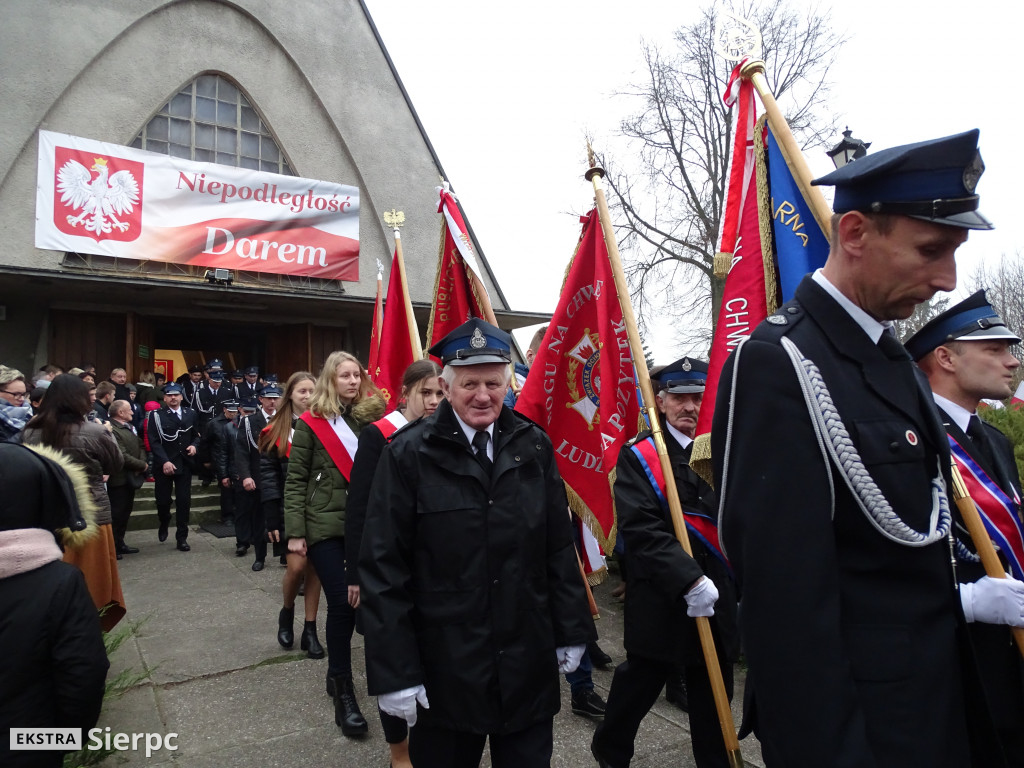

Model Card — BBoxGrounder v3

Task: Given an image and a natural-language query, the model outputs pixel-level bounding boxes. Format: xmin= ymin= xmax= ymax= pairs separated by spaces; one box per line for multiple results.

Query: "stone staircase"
xmin=126 ymin=478 xmax=225 ymax=530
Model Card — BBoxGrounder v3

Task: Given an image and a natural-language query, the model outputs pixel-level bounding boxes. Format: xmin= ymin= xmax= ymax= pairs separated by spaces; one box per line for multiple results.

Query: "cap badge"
xmin=470 ymin=328 xmax=486 ymax=349
xmin=682 ymin=359 xmax=692 ymax=372
xmin=963 ymin=151 xmax=985 ymax=193
xmin=767 ymin=314 xmax=787 ymax=325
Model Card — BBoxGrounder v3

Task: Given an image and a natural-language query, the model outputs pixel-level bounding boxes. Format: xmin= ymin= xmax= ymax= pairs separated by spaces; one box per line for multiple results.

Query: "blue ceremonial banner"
xmin=766 ymin=126 xmax=829 ymax=302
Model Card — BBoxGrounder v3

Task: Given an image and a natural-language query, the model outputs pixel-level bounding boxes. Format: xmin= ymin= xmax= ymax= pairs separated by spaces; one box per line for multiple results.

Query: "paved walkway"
xmin=97 ymin=523 xmax=764 ymax=767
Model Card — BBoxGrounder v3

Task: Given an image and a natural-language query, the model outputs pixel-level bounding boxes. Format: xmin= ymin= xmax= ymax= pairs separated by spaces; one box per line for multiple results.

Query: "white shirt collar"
xmin=932 ymin=393 xmax=973 ymax=434
xmin=260 ymin=408 xmax=274 ymax=421
xmin=665 ymin=422 xmax=693 ymax=450
xmin=811 ymin=269 xmax=893 ymax=344
xmin=170 ymin=408 xmax=181 ymax=417
xmin=453 ymin=411 xmax=495 ymax=460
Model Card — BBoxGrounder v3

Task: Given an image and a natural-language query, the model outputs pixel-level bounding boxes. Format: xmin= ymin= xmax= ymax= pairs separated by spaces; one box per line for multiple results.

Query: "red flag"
xmin=1011 ymin=382 xmax=1024 ymax=410
xmin=367 ymin=263 xmax=383 ymax=381
xmin=690 ymin=63 xmax=771 ymax=477
xmin=372 ymin=248 xmax=417 ymax=413
xmin=515 ymin=209 xmax=641 ymax=551
xmin=426 ymin=186 xmax=494 ymax=358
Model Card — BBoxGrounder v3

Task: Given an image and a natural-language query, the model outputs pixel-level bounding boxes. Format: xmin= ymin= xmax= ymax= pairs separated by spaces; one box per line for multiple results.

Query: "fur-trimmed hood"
xmin=348 ymin=393 xmax=386 ymax=427
xmin=17 ymin=443 xmax=100 ymax=550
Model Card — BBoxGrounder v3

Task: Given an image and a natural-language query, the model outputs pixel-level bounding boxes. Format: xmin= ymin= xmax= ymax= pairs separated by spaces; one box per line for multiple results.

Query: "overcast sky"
xmin=363 ymin=0 xmax=1022 ymax=360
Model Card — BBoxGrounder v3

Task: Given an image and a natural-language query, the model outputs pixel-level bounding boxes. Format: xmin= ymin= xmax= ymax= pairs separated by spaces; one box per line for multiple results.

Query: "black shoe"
xmin=588 ymin=641 xmax=613 ymax=669
xmin=158 ymin=523 xmax=168 ymax=543
xmin=591 ymin=741 xmax=616 ymax=768
xmin=572 ymin=689 xmax=607 ymax=719
xmin=235 ymin=544 xmax=248 ymax=557
xmin=118 ymin=544 xmax=140 ymax=555
xmin=177 ymin=541 xmax=191 ymax=552
xmin=331 ymin=675 xmax=369 ymax=737
xmin=665 ymin=671 xmax=689 ymax=712
xmin=277 ymin=607 xmax=294 ymax=649
xmin=222 ymin=517 xmax=234 ymax=526
xmin=279 ymin=554 xmax=287 ymax=566
xmin=300 ymin=620 xmax=325 ymax=659
xmin=251 ymin=559 xmax=264 ymax=572
xmin=116 ymin=552 xmax=123 ymax=560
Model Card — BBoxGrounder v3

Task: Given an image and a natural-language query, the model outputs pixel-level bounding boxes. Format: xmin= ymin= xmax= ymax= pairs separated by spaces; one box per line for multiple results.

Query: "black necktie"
xmin=878 ymin=329 xmax=911 ymax=361
xmin=472 ymin=430 xmax=492 ymax=474
xmin=967 ymin=414 xmax=996 ymax=470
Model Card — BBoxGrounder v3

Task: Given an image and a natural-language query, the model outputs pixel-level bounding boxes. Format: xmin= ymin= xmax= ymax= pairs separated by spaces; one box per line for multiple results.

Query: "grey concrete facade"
xmin=0 ymin=0 xmax=537 ymax=374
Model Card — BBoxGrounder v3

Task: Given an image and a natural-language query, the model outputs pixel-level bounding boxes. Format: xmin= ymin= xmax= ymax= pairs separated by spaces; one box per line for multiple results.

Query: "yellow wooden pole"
xmin=586 ymin=155 xmax=743 ymax=768
xmin=949 ymin=462 xmax=1024 ymax=659
xmin=740 ymin=59 xmax=833 ymax=239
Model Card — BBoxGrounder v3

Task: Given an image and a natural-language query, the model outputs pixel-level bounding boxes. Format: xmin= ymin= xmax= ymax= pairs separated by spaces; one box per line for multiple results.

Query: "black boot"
xmin=300 ymin=620 xmax=325 ymax=659
xmin=277 ymin=607 xmax=294 ymax=649
xmin=330 ymin=674 xmax=368 ymax=737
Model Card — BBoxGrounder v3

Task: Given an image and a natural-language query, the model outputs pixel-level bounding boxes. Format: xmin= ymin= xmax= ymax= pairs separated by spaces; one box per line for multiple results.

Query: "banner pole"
xmin=949 ymin=462 xmax=1024 ymax=659
xmin=392 ymin=229 xmax=423 ymax=360
xmin=740 ymin=59 xmax=833 ymax=239
xmin=586 ymin=151 xmax=743 ymax=768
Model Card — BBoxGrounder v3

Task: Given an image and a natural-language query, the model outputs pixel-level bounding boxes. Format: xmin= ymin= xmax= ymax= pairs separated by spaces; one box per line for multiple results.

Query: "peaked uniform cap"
xmin=259 ymin=385 xmax=283 ymax=398
xmin=904 ymin=290 xmax=1021 ymax=360
xmin=429 ymin=318 xmax=512 ymax=366
xmin=164 ymin=383 xmax=184 ymax=395
xmin=812 ymin=129 xmax=992 ymax=230
xmin=656 ymin=357 xmax=709 ymax=394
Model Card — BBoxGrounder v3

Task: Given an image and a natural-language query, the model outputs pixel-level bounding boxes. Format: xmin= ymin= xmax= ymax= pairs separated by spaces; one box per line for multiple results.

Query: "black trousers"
xmin=593 ymin=654 xmax=733 ymax=768
xmin=410 ymin=717 xmax=553 ymax=768
xmin=307 ymin=537 xmax=355 ymax=677
xmin=219 ymin=481 xmax=235 ymax=522
xmin=107 ymin=484 xmax=136 ymax=546
xmin=379 ymin=707 xmax=408 ymax=745
xmin=233 ymin=486 xmax=266 ymax=559
xmin=154 ymin=467 xmax=191 ymax=542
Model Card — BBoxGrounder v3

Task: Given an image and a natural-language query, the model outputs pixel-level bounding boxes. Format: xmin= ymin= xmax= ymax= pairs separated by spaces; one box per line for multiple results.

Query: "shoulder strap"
xmin=299 ymin=411 xmax=357 ymax=481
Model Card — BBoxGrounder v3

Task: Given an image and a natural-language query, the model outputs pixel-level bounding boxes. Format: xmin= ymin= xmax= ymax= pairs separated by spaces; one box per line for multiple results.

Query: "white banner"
xmin=35 ymin=130 xmax=360 ymax=280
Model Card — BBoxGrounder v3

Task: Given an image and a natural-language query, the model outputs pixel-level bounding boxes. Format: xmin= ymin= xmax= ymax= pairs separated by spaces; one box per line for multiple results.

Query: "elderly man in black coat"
xmin=360 ymin=319 xmax=596 ymax=768
xmin=592 ymin=358 xmax=738 ymax=768
xmin=712 ymin=130 xmax=1006 ymax=767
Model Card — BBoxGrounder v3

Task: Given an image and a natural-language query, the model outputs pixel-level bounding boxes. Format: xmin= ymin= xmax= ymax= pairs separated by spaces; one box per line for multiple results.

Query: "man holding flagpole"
xmin=359 ymin=318 xmax=596 ymax=768
xmin=713 ymin=130 xmax=1007 ymax=767
xmin=592 ymin=357 xmax=738 ymax=768
xmin=906 ymin=292 xmax=1024 ymax=766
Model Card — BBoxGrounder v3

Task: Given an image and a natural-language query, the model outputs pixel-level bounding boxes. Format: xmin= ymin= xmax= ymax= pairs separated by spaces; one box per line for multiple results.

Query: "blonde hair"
xmin=309 ymin=351 xmax=381 ymax=419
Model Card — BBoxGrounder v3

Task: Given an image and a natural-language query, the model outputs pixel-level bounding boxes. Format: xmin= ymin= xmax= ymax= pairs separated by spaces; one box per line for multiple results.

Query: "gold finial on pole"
xmin=383 ymin=209 xmax=405 ymax=231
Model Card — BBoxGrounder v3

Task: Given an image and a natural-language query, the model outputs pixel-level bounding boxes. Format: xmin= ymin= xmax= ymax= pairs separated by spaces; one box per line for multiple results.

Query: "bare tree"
xmin=967 ymin=251 xmax=1024 ymax=369
xmin=894 ymin=296 xmax=951 ymax=343
xmin=604 ymin=0 xmax=845 ymax=349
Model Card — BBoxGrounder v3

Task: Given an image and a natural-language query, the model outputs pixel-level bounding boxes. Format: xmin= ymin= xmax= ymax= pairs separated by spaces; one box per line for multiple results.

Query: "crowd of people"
xmin=4 ymin=128 xmax=1024 ymax=768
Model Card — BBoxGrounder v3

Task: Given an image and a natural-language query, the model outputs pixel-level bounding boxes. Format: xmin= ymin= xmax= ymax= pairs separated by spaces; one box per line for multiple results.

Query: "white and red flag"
xmin=515 ymin=209 xmax=642 ymax=552
xmin=425 ymin=185 xmax=495 ymax=358
xmin=35 ymin=130 xmax=359 ymax=280
xmin=1011 ymin=382 xmax=1024 ymax=410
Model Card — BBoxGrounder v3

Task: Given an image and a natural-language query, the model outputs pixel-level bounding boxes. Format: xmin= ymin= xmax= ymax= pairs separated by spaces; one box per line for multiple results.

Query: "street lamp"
xmin=827 ymin=128 xmax=871 ymax=169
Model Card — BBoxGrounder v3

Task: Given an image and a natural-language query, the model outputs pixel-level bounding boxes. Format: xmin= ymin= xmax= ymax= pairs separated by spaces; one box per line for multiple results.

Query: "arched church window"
xmin=130 ymin=74 xmax=293 ymax=175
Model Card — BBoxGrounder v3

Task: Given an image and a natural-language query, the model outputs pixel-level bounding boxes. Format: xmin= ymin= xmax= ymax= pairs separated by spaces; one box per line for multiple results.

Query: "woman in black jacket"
xmin=259 ymin=372 xmax=323 ymax=657
xmin=345 ymin=359 xmax=441 ymax=768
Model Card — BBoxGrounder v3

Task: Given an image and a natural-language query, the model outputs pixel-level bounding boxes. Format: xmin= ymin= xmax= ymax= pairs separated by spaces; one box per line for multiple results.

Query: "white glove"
xmin=555 ymin=644 xmax=586 ymax=674
xmin=684 ymin=576 xmax=719 ymax=618
xmin=960 ymin=575 xmax=1024 ymax=626
xmin=378 ymin=685 xmax=430 ymax=727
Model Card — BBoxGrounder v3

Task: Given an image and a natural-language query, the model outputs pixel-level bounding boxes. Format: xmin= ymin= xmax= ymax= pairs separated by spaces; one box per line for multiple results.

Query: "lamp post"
xmin=827 ymin=128 xmax=871 ymax=169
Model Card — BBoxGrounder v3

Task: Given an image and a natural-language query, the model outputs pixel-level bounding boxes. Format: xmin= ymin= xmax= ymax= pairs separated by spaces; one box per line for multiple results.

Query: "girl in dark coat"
xmin=0 ymin=442 xmax=109 ymax=768
xmin=258 ymin=371 xmax=323 ymax=657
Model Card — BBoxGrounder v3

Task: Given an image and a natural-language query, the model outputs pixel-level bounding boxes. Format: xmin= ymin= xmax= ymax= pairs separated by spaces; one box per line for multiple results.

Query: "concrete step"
xmin=124 ymin=478 xmax=230 ymax=530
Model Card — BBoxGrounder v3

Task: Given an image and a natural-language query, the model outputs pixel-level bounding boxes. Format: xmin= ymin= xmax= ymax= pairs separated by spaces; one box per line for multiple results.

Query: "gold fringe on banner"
xmin=565 ymin=479 xmax=617 ymax=558
xmin=754 ymin=114 xmax=780 ymax=315
xmin=690 ymin=433 xmax=714 ymax=486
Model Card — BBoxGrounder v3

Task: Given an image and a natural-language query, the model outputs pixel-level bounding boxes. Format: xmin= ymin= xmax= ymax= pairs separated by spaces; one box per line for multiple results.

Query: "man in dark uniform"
xmin=907 ymin=292 xmax=1024 ymax=766
xmin=592 ymin=358 xmax=738 ymax=768
xmin=147 ymin=382 xmax=200 ymax=551
xmin=235 ymin=384 xmax=280 ymax=572
xmin=228 ymin=370 xmax=246 ymax=400
xmin=180 ymin=364 xmax=204 ymax=410
xmin=231 ymin=397 xmax=258 ymax=557
xmin=196 ymin=371 xmax=231 ymax=434
xmin=239 ymin=366 xmax=260 ymax=401
xmin=206 ymin=398 xmax=239 ymax=526
xmin=712 ymin=130 xmax=1006 ymax=767
xmin=360 ymin=318 xmax=596 ymax=768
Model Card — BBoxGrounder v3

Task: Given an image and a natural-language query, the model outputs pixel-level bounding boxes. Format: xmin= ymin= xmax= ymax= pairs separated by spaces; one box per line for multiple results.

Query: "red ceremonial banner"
xmin=515 ymin=209 xmax=641 ymax=551
xmin=368 ymin=269 xmax=384 ymax=383
xmin=373 ymin=248 xmax=416 ymax=413
xmin=426 ymin=188 xmax=490 ymax=357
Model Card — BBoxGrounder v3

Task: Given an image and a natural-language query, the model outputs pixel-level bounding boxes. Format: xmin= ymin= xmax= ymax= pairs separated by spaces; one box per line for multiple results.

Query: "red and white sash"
xmin=300 ymin=411 xmax=359 ymax=481
xmin=373 ymin=410 xmax=407 ymax=440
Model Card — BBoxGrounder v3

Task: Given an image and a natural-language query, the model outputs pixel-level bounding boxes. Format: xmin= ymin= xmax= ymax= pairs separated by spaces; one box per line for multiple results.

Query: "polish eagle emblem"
xmin=57 ymin=157 xmax=140 ymax=235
